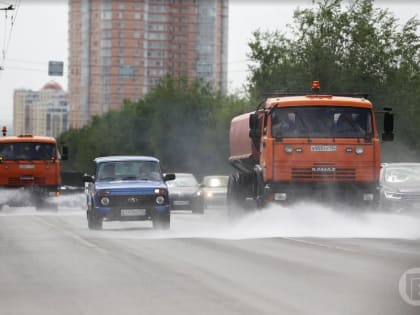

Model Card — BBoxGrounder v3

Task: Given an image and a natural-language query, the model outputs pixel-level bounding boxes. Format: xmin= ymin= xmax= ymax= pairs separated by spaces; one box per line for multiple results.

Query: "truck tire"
xmin=227 ymin=174 xmax=248 ymax=221
xmin=192 ymin=200 xmax=204 ymax=214
xmin=87 ymin=208 xmax=103 ymax=230
xmin=152 ymin=212 xmax=170 ymax=230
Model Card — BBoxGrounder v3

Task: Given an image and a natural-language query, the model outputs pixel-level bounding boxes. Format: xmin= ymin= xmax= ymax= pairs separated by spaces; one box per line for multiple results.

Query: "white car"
xmin=379 ymin=162 xmax=420 ymax=212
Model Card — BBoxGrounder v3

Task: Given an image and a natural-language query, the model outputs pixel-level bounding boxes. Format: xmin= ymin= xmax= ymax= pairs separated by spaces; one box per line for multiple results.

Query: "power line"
xmin=0 ymin=0 xmax=20 ymax=70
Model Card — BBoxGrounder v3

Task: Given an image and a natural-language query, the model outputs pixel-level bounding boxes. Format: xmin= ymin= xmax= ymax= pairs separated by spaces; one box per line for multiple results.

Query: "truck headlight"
xmin=284 ymin=146 xmax=293 ymax=154
xmin=274 ymin=193 xmax=287 ymax=201
xmin=363 ymin=193 xmax=374 ymax=201
xmin=155 ymin=196 xmax=165 ymax=205
xmin=100 ymin=196 xmax=110 ymax=206
xmin=355 ymin=146 xmax=364 ymax=155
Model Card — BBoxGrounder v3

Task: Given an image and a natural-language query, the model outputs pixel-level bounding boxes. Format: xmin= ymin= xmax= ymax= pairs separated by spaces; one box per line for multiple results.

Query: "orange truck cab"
xmin=0 ymin=130 xmax=67 ymax=209
xmin=228 ymin=82 xmax=394 ymax=213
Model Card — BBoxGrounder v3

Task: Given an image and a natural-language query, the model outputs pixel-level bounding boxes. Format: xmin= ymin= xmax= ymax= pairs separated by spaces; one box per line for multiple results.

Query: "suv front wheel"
xmin=152 ymin=212 xmax=170 ymax=230
xmin=87 ymin=206 xmax=103 ymax=230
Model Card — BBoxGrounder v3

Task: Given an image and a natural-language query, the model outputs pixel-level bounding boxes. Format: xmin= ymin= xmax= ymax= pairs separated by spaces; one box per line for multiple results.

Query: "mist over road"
xmin=0 ymin=198 xmax=419 ymax=315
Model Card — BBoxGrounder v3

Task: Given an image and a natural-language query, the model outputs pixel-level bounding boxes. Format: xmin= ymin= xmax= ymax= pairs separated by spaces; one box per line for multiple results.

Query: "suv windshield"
xmin=0 ymin=142 xmax=56 ymax=160
xmin=97 ymin=160 xmax=161 ymax=182
xmin=271 ymin=106 xmax=373 ymax=138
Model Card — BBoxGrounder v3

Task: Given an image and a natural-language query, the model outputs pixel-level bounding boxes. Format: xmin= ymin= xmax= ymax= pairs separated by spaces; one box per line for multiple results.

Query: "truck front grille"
xmin=8 ymin=177 xmax=46 ymax=186
xmin=292 ymin=163 xmax=356 ymax=180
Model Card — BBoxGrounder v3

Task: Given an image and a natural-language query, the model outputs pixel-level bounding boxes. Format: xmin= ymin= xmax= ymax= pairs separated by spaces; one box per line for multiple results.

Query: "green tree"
xmin=247 ymin=0 xmax=420 ymax=158
xmin=58 ymin=77 xmax=249 ymax=178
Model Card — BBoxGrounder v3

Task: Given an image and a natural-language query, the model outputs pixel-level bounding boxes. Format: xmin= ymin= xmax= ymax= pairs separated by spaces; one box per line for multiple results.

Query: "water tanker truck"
xmin=227 ymin=81 xmax=394 ymax=216
xmin=0 ymin=127 xmax=68 ymax=209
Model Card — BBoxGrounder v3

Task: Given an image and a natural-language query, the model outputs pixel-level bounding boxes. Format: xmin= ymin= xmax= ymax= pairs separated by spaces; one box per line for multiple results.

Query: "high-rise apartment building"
xmin=13 ymin=81 xmax=69 ymax=138
xmin=69 ymin=0 xmax=229 ymax=128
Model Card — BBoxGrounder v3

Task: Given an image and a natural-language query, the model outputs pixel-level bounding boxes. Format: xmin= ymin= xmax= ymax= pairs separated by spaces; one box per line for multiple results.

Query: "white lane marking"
xmin=281 ymin=237 xmax=358 ymax=253
xmin=34 ymin=216 xmax=109 ymax=254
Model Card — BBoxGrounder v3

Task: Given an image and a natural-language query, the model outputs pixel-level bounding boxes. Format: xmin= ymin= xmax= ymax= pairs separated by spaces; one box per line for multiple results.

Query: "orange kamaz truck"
xmin=228 ymin=82 xmax=394 ymax=215
xmin=0 ymin=128 xmax=67 ymax=209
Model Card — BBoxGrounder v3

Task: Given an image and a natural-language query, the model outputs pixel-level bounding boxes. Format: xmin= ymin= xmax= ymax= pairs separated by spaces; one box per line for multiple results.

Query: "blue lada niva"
xmin=83 ymin=156 xmax=175 ymax=230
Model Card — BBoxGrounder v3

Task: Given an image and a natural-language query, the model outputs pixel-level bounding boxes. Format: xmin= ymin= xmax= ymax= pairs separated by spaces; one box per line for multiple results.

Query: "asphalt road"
xmin=0 ymin=197 xmax=419 ymax=315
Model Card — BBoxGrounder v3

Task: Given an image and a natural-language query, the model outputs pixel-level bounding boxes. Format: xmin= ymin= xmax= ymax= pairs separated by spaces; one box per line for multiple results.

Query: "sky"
xmin=0 ymin=0 xmax=419 ymax=127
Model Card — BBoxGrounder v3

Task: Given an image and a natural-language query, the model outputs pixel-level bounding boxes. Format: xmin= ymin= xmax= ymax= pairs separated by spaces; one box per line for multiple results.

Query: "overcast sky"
xmin=0 ymin=0 xmax=419 ymax=126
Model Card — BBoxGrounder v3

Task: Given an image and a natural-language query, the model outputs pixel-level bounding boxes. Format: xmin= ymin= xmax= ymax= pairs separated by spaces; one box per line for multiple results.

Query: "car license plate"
xmin=174 ymin=200 xmax=190 ymax=206
xmin=121 ymin=209 xmax=146 ymax=216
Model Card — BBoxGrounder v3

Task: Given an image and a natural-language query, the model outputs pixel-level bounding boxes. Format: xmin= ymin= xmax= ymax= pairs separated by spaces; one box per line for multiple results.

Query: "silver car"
xmin=380 ymin=163 xmax=420 ymax=212
xmin=201 ymin=175 xmax=229 ymax=209
xmin=167 ymin=173 xmax=204 ymax=214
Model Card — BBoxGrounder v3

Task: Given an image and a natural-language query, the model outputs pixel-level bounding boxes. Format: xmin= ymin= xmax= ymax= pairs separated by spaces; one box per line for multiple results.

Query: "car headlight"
xmin=155 ymin=196 xmax=165 ymax=205
xmin=100 ymin=196 xmax=110 ymax=206
xmin=155 ymin=188 xmax=167 ymax=195
xmin=384 ymin=191 xmax=402 ymax=200
xmin=206 ymin=191 xmax=213 ymax=198
xmin=196 ymin=191 xmax=202 ymax=196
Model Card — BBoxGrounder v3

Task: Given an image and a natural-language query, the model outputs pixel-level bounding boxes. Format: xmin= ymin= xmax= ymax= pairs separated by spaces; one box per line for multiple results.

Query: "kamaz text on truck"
xmin=227 ymin=81 xmax=394 ymax=216
xmin=0 ymin=128 xmax=67 ymax=209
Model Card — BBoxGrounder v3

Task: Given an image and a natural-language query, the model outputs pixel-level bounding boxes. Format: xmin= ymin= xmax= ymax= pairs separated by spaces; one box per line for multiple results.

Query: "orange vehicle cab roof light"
xmin=312 ymin=80 xmax=320 ymax=93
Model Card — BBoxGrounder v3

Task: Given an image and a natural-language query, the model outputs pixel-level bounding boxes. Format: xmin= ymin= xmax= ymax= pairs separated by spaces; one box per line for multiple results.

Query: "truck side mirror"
xmin=249 ymin=113 xmax=261 ymax=139
xmin=382 ymin=112 xmax=394 ymax=142
xmin=61 ymin=145 xmax=69 ymax=160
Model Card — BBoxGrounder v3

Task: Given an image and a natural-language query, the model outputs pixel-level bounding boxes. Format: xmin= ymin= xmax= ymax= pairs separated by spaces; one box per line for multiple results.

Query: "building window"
xmin=101 ymin=11 xmax=112 ymax=20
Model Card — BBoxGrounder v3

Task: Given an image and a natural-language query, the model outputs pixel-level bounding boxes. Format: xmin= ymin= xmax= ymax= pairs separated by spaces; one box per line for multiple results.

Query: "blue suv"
xmin=83 ymin=156 xmax=175 ymax=230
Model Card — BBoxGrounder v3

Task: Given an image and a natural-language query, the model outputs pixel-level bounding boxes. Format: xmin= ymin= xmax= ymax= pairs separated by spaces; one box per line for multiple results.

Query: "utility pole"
xmin=0 ymin=4 xmax=15 ymax=70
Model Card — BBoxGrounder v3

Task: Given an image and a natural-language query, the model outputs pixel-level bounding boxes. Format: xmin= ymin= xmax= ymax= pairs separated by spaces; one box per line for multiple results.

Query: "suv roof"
xmin=94 ymin=155 xmax=159 ymax=163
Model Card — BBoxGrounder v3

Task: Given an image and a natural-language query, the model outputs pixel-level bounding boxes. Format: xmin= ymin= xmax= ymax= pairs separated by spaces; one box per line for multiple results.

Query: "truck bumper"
xmin=266 ymin=181 xmax=379 ymax=205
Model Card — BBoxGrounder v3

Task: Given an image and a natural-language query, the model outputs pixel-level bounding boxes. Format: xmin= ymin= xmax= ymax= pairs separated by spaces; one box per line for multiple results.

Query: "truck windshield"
xmin=271 ymin=106 xmax=373 ymax=138
xmin=0 ymin=142 xmax=57 ymax=160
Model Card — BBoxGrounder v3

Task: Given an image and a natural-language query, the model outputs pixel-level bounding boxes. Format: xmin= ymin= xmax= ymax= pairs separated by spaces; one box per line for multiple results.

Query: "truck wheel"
xmin=152 ymin=213 xmax=170 ymax=230
xmin=87 ymin=209 xmax=103 ymax=230
xmin=227 ymin=174 xmax=247 ymax=221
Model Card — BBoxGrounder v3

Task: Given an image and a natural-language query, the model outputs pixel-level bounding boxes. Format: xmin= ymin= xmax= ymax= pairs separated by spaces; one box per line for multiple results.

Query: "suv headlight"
xmin=155 ymin=196 xmax=165 ymax=205
xmin=100 ymin=196 xmax=110 ymax=206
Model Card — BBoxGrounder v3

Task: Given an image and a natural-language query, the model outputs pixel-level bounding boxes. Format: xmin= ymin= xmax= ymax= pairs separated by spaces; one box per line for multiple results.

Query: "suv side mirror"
xmin=82 ymin=173 xmax=93 ymax=182
xmin=164 ymin=173 xmax=175 ymax=181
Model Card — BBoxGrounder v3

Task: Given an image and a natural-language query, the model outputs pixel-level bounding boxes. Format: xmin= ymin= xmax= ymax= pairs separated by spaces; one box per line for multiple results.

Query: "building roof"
xmin=42 ymin=81 xmax=63 ymax=91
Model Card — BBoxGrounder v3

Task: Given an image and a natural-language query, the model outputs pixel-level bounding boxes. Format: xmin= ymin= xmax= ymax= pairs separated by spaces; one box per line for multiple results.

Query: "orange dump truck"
xmin=0 ymin=129 xmax=67 ymax=209
xmin=228 ymin=82 xmax=394 ymax=214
